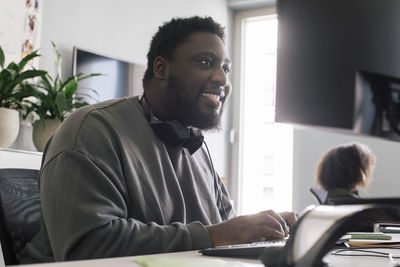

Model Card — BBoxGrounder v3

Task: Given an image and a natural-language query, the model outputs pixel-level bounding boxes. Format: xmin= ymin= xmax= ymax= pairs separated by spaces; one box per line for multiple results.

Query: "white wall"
xmin=39 ymin=0 xmax=231 ymax=177
xmin=40 ymin=0 xmax=229 ymax=78
xmin=293 ymin=125 xmax=400 ymax=213
xmin=228 ymin=0 xmax=276 ymax=10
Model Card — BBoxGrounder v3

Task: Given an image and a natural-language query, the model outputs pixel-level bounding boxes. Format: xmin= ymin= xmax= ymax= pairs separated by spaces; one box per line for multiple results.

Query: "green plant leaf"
xmin=1 ymin=68 xmax=17 ymax=81
xmin=1 ymin=69 xmax=18 ymax=95
xmin=1 ymin=96 xmax=16 ymax=108
xmin=76 ymin=73 xmax=103 ymax=82
xmin=15 ymin=69 xmax=47 ymax=84
xmin=18 ymin=50 xmax=40 ymax=70
xmin=59 ymin=75 xmax=76 ymax=91
xmin=55 ymin=92 xmax=67 ymax=116
xmin=31 ymin=89 xmax=47 ymax=100
xmin=39 ymin=74 xmax=53 ymax=92
xmin=63 ymin=79 xmax=78 ymax=100
xmin=52 ymin=41 xmax=62 ymax=78
xmin=30 ymin=102 xmax=48 ymax=120
xmin=6 ymin=62 xmax=19 ymax=72
xmin=15 ymin=83 xmax=37 ymax=98
xmin=76 ymin=88 xmax=99 ymax=100
xmin=72 ymin=101 xmax=90 ymax=109
xmin=0 ymin=46 xmax=4 ymax=69
xmin=53 ymin=74 xmax=61 ymax=93
xmin=11 ymin=98 xmax=25 ymax=110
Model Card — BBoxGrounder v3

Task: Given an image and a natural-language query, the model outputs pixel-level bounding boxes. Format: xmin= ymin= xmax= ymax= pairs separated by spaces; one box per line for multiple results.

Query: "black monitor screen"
xmin=275 ymin=0 xmax=400 ymax=141
xmin=72 ymin=47 xmax=145 ymax=104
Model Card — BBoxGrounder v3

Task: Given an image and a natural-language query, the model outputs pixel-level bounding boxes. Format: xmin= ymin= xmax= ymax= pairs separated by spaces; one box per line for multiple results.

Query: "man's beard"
xmin=166 ymin=74 xmax=223 ymax=131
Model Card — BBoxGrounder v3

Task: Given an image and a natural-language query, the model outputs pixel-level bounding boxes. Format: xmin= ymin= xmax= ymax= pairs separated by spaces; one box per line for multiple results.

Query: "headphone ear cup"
xmin=150 ymin=120 xmax=204 ymax=155
xmin=151 ymin=122 xmax=185 ymax=147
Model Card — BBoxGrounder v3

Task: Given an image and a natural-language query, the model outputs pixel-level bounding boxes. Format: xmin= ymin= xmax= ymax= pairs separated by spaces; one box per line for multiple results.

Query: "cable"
xmin=332 ymin=247 xmax=400 ymax=258
xmin=331 ymin=247 xmax=400 ymax=265
xmin=203 ymin=141 xmax=229 ymax=221
xmin=389 ymin=253 xmax=400 ymax=267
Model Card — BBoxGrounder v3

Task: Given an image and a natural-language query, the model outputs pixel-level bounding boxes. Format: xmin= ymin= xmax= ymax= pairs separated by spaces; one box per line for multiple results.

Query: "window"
xmin=231 ymin=8 xmax=293 ymax=215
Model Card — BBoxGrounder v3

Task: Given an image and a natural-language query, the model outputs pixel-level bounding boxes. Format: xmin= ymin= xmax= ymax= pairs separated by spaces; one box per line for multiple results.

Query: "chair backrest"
xmin=308 ymin=186 xmax=328 ymax=204
xmin=0 ymin=168 xmax=40 ymax=265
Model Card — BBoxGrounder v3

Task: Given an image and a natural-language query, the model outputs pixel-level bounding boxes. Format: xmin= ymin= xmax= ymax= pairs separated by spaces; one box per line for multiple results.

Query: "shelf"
xmin=0 ymin=148 xmax=42 ymax=169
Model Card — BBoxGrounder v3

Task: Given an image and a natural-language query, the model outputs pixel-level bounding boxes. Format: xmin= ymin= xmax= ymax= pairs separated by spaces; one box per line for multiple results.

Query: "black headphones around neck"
xmin=151 ymin=121 xmax=204 ymax=155
xmin=140 ymin=95 xmax=204 ymax=155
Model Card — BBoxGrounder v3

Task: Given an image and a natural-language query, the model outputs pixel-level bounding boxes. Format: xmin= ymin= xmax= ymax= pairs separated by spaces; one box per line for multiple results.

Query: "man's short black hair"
xmin=142 ymin=16 xmax=225 ymax=87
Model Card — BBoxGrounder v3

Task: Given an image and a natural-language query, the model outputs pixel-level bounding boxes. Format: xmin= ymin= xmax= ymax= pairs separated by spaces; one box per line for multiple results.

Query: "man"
xmin=22 ymin=16 xmax=296 ymax=263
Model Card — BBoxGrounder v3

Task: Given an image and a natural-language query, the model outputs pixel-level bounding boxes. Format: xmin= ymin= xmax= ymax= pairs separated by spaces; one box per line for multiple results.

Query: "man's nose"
xmin=211 ymin=66 xmax=228 ymax=87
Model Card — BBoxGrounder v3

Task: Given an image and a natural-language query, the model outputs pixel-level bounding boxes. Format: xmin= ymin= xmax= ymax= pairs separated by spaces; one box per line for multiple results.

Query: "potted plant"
xmin=30 ymin=42 xmax=101 ymax=151
xmin=0 ymin=45 xmax=46 ymax=148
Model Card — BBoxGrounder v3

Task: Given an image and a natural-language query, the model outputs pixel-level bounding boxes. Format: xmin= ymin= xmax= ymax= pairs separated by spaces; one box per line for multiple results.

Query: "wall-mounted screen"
xmin=275 ymin=0 xmax=400 ymax=141
xmin=72 ymin=47 xmax=146 ymax=104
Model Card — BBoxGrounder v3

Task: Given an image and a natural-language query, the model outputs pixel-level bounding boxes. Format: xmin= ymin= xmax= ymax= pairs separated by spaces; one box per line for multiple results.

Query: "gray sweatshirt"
xmin=22 ymin=96 xmax=235 ymax=263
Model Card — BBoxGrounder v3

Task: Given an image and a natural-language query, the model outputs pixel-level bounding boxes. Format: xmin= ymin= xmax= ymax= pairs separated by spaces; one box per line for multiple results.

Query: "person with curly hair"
xmin=316 ymin=142 xmax=376 ymax=204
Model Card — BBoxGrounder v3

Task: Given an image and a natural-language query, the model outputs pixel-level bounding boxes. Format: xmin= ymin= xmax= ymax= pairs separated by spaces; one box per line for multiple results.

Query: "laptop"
xmin=199 ymin=238 xmax=287 ymax=258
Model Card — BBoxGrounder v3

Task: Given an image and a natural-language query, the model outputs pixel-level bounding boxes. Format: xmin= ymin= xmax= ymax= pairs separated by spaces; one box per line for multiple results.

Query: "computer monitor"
xmin=72 ymin=47 xmax=145 ymax=104
xmin=275 ymin=0 xmax=400 ymax=141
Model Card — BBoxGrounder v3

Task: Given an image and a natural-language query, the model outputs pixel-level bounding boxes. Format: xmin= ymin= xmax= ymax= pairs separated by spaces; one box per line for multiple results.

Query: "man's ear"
xmin=153 ymin=56 xmax=169 ymax=80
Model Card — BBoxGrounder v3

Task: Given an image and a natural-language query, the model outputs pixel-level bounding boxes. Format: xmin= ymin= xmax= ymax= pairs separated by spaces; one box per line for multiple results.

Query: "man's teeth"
xmin=202 ymin=92 xmax=225 ymax=100
xmin=203 ymin=93 xmax=220 ymax=100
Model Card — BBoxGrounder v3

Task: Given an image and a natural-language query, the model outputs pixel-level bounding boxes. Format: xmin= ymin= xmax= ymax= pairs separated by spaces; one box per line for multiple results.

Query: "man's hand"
xmin=279 ymin=211 xmax=298 ymax=228
xmin=205 ymin=210 xmax=297 ymax=247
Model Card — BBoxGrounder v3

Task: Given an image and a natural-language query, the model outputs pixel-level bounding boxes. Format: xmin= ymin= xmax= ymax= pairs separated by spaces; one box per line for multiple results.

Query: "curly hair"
xmin=316 ymin=143 xmax=376 ymax=191
xmin=142 ymin=16 xmax=225 ymax=87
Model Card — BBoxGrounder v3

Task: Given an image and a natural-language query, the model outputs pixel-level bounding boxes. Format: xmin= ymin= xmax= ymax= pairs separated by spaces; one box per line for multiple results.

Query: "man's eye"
xmin=224 ymin=67 xmax=231 ymax=74
xmin=200 ymin=59 xmax=212 ymax=67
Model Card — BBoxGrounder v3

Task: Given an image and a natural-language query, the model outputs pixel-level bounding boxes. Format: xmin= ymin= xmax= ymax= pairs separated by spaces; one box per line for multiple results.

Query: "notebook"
xmin=199 ymin=238 xmax=287 ymax=258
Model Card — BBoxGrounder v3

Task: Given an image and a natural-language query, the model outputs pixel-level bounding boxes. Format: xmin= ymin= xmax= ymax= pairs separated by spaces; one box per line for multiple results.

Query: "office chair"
xmin=308 ymin=186 xmax=327 ymax=204
xmin=0 ymin=168 xmax=41 ymax=265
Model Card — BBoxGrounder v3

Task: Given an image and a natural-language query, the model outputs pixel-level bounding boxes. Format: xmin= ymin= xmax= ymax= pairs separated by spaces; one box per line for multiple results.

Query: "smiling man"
xmin=144 ymin=28 xmax=231 ymax=130
xmin=22 ymin=16 xmax=296 ymax=263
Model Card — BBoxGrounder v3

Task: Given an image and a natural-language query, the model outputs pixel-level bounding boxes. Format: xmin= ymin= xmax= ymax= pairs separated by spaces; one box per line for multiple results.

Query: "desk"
xmin=18 ymin=251 xmax=263 ymax=267
xmin=15 ymin=249 xmax=400 ymax=267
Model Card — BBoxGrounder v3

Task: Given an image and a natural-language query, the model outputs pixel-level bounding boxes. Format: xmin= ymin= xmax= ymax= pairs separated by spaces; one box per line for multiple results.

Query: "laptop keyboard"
xmin=199 ymin=239 xmax=286 ymax=258
xmin=219 ymin=239 xmax=286 ymax=248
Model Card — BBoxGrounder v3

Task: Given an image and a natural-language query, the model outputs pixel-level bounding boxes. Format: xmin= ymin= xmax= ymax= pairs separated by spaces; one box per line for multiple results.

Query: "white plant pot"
xmin=32 ymin=119 xmax=61 ymax=152
xmin=0 ymin=108 xmax=20 ymax=148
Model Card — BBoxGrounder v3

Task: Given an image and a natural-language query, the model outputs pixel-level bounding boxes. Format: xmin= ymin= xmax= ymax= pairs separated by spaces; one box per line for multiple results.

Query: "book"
xmin=346 ymin=240 xmax=400 ymax=248
xmin=346 ymin=232 xmax=392 ymax=240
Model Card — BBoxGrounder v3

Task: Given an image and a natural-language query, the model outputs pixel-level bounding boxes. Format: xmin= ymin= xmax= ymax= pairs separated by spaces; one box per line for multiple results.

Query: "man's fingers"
xmin=263 ymin=210 xmax=289 ymax=236
xmin=261 ymin=226 xmax=286 ymax=240
xmin=279 ymin=211 xmax=298 ymax=228
xmin=205 ymin=210 xmax=296 ymax=246
xmin=249 ymin=211 xmax=288 ymax=237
